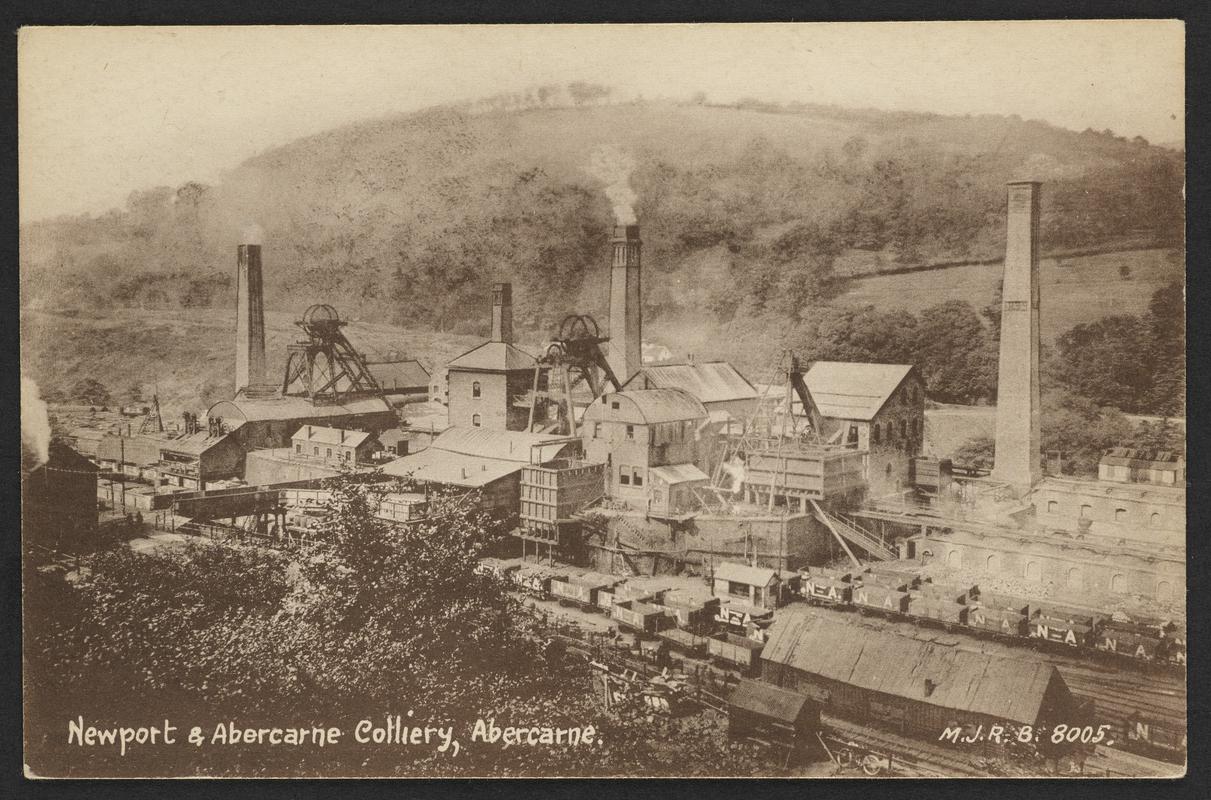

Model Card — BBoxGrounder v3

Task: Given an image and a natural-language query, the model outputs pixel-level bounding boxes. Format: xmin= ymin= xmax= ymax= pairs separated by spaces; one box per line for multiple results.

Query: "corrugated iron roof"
xmin=209 ymin=395 xmax=393 ymax=423
xmin=650 ymin=463 xmax=710 ymax=484
xmin=154 ymin=430 xmax=237 ymax=456
xmin=367 ymin=359 xmax=430 ymax=391
xmin=623 ymin=362 xmax=758 ymax=404
xmin=379 ymin=446 xmax=520 ymax=488
xmin=804 ymin=362 xmax=916 ymax=421
xmin=729 ymin=679 xmax=812 ymax=723
xmin=715 ymin=561 xmax=779 ymax=586
xmin=762 ymin=608 xmax=1063 ymax=725
xmin=290 ymin=425 xmax=374 ymax=448
xmin=429 ymin=427 xmax=571 ymax=463
xmin=447 ymin=341 xmax=537 ymax=372
xmin=582 ymin=388 xmax=708 ymax=425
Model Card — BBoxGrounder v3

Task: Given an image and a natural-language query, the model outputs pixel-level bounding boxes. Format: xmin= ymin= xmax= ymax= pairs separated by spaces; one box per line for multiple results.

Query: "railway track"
xmin=527 ymin=594 xmax=1184 ymax=773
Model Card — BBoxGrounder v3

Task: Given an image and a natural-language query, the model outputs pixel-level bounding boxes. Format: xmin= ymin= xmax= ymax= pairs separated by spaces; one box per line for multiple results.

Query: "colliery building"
xmin=761 ymin=608 xmax=1079 ymax=741
xmin=581 ymin=388 xmax=709 ymax=514
xmin=382 ymin=427 xmax=575 ymax=518
xmin=23 ymin=441 xmax=98 ymax=553
xmin=445 ymin=284 xmax=539 ymax=432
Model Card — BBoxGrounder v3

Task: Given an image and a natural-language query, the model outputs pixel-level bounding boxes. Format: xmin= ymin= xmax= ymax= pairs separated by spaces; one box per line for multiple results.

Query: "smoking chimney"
xmin=491 ymin=282 xmax=513 ymax=344
xmin=235 ymin=238 xmax=267 ymax=395
xmin=992 ymin=181 xmax=1042 ymax=492
xmin=608 ymin=224 xmax=642 ymax=382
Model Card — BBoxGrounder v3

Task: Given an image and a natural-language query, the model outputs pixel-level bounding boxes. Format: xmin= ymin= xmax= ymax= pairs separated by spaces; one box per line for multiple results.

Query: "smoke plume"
xmin=241 ymin=222 xmax=264 ymax=246
xmin=22 ymin=376 xmax=51 ymax=467
xmin=586 ymin=144 xmax=637 ymax=225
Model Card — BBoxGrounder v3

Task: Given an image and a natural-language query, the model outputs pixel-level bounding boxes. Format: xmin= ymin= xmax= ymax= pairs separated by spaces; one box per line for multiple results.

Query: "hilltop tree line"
xmin=21 ymin=95 xmax=1183 ymax=334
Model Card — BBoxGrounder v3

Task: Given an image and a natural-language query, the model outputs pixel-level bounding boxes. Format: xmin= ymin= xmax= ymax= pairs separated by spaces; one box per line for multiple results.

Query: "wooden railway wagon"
xmin=1123 ymin=714 xmax=1187 ymax=762
xmin=717 ymin=603 xmax=775 ymax=643
xmin=905 ymin=595 xmax=968 ymax=625
xmin=657 ymin=591 xmax=721 ymax=631
xmin=973 ymin=591 xmax=1032 ymax=616
xmin=511 ymin=564 xmax=561 ymax=598
xmin=1029 ymin=611 xmax=1098 ymax=648
xmin=1162 ymin=624 xmax=1186 ymax=665
xmin=967 ymin=605 xmax=1029 ymax=637
xmin=802 ymin=575 xmax=853 ymax=605
xmin=853 ymin=583 xmax=910 ymax=614
xmin=475 ymin=557 xmax=521 ymax=580
xmin=612 ymin=600 xmax=674 ymax=634
xmin=860 ymin=563 xmax=923 ymax=591
xmin=913 ymin=580 xmax=975 ymax=605
xmin=659 ymin=627 xmax=710 ymax=655
xmin=598 ymin=582 xmax=665 ymax=613
xmin=709 ymin=633 xmax=765 ymax=674
xmin=1094 ymin=626 xmax=1165 ymax=660
xmin=550 ymin=572 xmax=620 ymax=608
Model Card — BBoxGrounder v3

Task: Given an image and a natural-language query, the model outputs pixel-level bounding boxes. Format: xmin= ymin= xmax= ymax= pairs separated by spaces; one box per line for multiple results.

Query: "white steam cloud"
xmin=586 ymin=144 xmax=637 ymax=225
xmin=241 ymin=222 xmax=264 ymax=246
xmin=22 ymin=376 xmax=51 ymax=467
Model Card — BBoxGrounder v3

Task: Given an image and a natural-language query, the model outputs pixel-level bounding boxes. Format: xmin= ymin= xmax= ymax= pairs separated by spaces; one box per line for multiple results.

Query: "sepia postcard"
xmin=18 ymin=21 xmax=1186 ymax=779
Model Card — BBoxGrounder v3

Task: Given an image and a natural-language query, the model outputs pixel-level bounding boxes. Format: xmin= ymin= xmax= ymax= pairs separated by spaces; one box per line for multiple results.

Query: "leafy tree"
xmin=71 ymin=378 xmax=112 ymax=406
xmin=953 ymin=436 xmax=995 ymax=470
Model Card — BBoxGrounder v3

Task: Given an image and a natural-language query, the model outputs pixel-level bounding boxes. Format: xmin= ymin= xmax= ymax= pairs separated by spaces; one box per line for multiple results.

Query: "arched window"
xmin=1111 ymin=574 xmax=1126 ymax=593
xmin=1047 ymin=500 xmax=1059 ymax=514
xmin=872 ymin=424 xmax=881 ymax=445
xmin=1079 ymin=504 xmax=1093 ymax=520
xmin=986 ymin=553 xmax=1000 ymax=573
xmin=1025 ymin=561 xmax=1041 ymax=581
xmin=472 ymin=381 xmax=481 ymax=398
xmin=1150 ymin=512 xmax=1161 ymax=527
xmin=1156 ymin=580 xmax=1172 ymax=603
xmin=472 ymin=414 xmax=481 ymax=427
xmin=900 ymin=419 xmax=907 ymax=438
xmin=1115 ymin=508 xmax=1128 ymax=522
xmin=947 ymin=549 xmax=962 ymax=568
xmin=1067 ymin=567 xmax=1083 ymax=589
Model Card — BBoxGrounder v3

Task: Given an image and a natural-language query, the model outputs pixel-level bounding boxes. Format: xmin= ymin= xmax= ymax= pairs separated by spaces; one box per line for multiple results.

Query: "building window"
xmin=900 ymin=419 xmax=907 ymax=439
xmin=594 ymin=422 xmax=601 ymax=438
xmin=472 ymin=381 xmax=481 ymax=398
xmin=626 ymin=425 xmax=634 ymax=440
xmin=612 ymin=401 xmax=621 ymax=410
xmin=344 ymin=451 xmax=351 ymax=461
xmin=986 ymin=553 xmax=999 ymax=573
xmin=632 ymin=468 xmax=644 ymax=487
xmin=915 ymin=418 xmax=923 ymax=437
xmin=848 ymin=425 xmax=859 ymax=445
xmin=946 ymin=550 xmax=962 ymax=568
xmin=1156 ymin=580 xmax=1172 ymax=602
xmin=295 ymin=443 xmax=302 ymax=453
xmin=313 ymin=447 xmax=319 ymax=456
xmin=1114 ymin=508 xmax=1127 ymax=522
xmin=619 ymin=465 xmax=631 ymax=486
xmin=326 ymin=448 xmax=332 ymax=458
xmin=1047 ymin=500 xmax=1059 ymax=513
xmin=1079 ymin=504 xmax=1092 ymax=519
xmin=1111 ymin=574 xmax=1126 ymax=593
xmin=872 ymin=424 xmax=881 ymax=445
xmin=472 ymin=414 xmax=481 ymax=427
xmin=1025 ymin=561 xmax=1041 ymax=581
xmin=1150 ymin=512 xmax=1161 ymax=527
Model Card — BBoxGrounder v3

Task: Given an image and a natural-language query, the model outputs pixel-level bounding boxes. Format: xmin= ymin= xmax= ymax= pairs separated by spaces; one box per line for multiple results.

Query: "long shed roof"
xmin=582 ymin=388 xmax=708 ymax=425
xmin=714 ymin=561 xmax=779 ymax=587
xmin=622 ymin=362 xmax=758 ymax=404
xmin=803 ymin=362 xmax=916 ymax=421
xmin=761 ymin=608 xmax=1064 ymax=726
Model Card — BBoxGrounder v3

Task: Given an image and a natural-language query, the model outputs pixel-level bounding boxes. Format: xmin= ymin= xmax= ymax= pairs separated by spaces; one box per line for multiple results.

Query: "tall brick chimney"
xmin=235 ymin=239 xmax=267 ymax=395
xmin=491 ymin=282 xmax=513 ymax=344
xmin=992 ymin=181 xmax=1042 ymax=492
xmin=608 ymin=224 xmax=642 ymax=382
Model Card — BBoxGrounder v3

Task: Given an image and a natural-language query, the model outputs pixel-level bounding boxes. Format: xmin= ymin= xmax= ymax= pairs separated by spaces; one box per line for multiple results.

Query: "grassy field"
xmin=838 ymin=247 xmax=1183 ymax=342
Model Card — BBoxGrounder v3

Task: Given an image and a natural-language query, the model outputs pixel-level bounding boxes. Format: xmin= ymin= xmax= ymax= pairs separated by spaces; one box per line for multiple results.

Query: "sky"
xmin=18 ymin=21 xmax=1184 ymax=222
